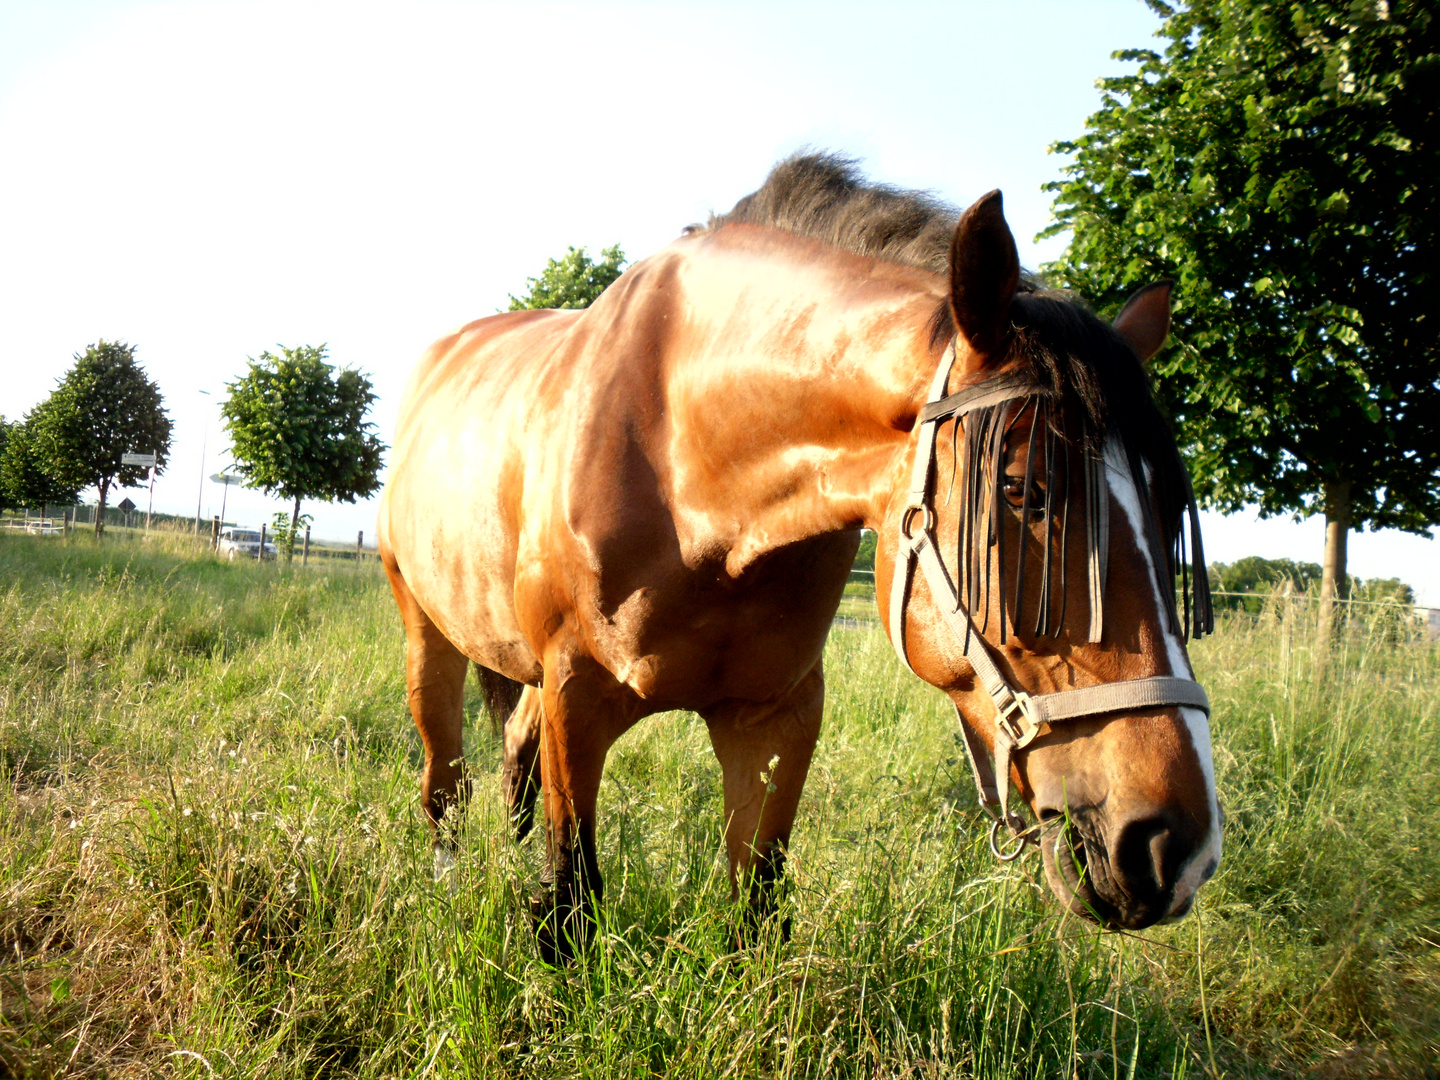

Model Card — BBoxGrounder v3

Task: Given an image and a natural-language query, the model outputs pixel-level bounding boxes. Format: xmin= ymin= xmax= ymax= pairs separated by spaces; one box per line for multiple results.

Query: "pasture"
xmin=1 ymin=533 xmax=1436 ymax=1078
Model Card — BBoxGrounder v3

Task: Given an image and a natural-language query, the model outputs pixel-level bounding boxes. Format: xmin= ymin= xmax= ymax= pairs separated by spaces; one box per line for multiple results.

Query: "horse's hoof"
xmin=529 ymin=890 xmax=565 ymax=964
xmin=529 ymin=890 xmax=593 ymax=965
xmin=434 ymin=846 xmax=458 ymax=891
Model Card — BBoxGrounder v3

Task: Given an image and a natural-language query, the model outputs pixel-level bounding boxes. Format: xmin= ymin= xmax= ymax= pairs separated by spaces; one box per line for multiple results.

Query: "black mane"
xmin=709 ymin=151 xmax=957 ymax=273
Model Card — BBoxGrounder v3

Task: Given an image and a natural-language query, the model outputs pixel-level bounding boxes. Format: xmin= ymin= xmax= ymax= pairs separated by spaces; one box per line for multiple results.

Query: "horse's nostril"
xmin=1114 ymin=816 xmax=1175 ymax=896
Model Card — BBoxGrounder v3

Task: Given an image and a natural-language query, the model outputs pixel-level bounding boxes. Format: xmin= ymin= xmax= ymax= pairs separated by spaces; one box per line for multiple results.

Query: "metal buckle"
xmin=993 ymin=686 xmax=1040 ymax=748
xmin=899 ymin=503 xmax=935 ymax=541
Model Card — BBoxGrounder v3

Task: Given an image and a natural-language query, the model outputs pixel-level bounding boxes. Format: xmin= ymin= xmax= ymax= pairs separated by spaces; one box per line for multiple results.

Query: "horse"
xmin=378 ymin=154 xmax=1221 ymax=962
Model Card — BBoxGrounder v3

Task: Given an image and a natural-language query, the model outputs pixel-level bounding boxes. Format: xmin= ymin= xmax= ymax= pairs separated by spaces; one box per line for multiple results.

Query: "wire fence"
xmin=0 ymin=512 xmax=380 ymax=565
xmin=6 ymin=519 xmax=1433 ymax=641
xmin=836 ymin=570 xmax=1437 ymax=640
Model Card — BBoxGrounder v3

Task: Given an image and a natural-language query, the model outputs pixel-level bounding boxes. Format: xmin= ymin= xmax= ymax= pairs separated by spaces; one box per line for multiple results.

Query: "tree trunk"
xmin=1317 ymin=479 xmax=1351 ymax=648
xmin=286 ymin=496 xmax=301 ymax=564
xmin=94 ymin=480 xmax=109 ymax=538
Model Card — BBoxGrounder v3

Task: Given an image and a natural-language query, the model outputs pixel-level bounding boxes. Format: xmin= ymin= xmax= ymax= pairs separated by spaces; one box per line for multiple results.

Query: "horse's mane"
xmin=708 ymin=151 xmax=957 ymax=274
xmin=710 ymin=152 xmax=1212 ymax=637
xmin=707 ymin=153 xmax=1140 ymax=446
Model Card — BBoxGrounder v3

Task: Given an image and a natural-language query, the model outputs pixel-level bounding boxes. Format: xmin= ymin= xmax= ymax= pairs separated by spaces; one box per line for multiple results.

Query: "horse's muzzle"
xmin=1039 ymin=805 xmax=1216 ymax=930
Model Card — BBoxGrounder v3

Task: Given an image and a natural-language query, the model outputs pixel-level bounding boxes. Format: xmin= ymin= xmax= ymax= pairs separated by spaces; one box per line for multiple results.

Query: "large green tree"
xmin=0 ymin=418 xmax=10 ymax=511
xmin=0 ymin=411 xmax=82 ymax=513
xmin=508 ymin=244 xmax=626 ymax=310
xmin=221 ymin=344 xmax=385 ymax=561
xmin=36 ymin=341 xmax=172 ymax=536
xmin=1043 ymin=0 xmax=1438 ymax=637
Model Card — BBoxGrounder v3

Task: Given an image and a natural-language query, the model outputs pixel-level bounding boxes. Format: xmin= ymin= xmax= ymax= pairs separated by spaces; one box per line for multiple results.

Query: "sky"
xmin=2 ymin=0 xmax=1435 ymax=603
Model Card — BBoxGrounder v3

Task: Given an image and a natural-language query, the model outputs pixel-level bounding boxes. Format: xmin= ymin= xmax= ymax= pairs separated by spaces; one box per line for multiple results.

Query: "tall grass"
xmin=0 ymin=534 xmax=1435 ymax=1078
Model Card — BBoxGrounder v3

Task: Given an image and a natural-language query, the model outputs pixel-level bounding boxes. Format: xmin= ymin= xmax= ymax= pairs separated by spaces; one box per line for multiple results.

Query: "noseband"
xmin=888 ymin=343 xmax=1211 ymax=860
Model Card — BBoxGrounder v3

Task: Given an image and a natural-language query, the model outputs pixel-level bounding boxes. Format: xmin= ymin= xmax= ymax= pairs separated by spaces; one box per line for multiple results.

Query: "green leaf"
xmin=1040 ymin=0 xmax=1440 ymax=536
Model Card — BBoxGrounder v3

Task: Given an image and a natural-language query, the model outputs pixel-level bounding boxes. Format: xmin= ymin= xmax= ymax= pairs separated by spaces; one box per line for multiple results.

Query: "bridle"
xmin=888 ymin=342 xmax=1212 ymax=860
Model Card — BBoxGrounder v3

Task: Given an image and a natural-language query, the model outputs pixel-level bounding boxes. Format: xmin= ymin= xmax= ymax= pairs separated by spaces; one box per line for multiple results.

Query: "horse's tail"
xmin=474 ymin=664 xmax=525 ymax=736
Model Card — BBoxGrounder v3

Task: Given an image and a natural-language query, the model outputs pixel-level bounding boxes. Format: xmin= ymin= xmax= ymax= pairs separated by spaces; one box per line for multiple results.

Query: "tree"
xmin=1352 ymin=576 xmax=1414 ymax=606
xmin=0 ymin=411 xmax=83 ymax=514
xmin=221 ymin=344 xmax=385 ymax=562
xmin=270 ymin=509 xmax=314 ymax=550
xmin=1042 ymin=0 xmax=1438 ymax=642
xmin=853 ymin=529 xmax=878 ymax=572
xmin=35 ymin=341 xmax=172 ymax=537
xmin=0 ymin=418 xmax=10 ymax=512
xmin=507 ymin=244 xmax=626 ymax=310
xmin=1209 ymin=555 xmax=1323 ymax=610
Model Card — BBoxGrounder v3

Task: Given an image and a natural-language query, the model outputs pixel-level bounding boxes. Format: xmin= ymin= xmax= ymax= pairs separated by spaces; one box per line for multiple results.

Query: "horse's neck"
xmin=669 ymin=233 xmax=939 ymax=577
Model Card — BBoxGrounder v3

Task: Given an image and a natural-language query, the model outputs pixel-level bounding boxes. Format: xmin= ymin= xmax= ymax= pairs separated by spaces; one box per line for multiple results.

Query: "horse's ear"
xmin=1113 ymin=281 xmax=1173 ymax=363
xmin=949 ymin=189 xmax=1020 ymax=364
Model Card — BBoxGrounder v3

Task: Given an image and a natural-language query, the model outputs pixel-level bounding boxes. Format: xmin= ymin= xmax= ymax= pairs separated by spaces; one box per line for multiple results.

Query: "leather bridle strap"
xmin=887 ymin=344 xmax=1211 ymax=858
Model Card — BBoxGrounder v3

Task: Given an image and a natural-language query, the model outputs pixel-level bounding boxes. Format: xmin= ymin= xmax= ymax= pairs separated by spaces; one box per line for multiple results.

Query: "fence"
xmin=834 ymin=570 xmax=1436 ymax=642
xmin=5 ymin=519 xmax=1433 ymax=641
xmin=0 ymin=512 xmax=382 ymax=568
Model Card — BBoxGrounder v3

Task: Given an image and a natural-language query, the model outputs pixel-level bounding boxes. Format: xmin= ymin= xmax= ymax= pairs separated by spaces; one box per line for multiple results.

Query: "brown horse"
xmin=379 ymin=155 xmax=1221 ymax=961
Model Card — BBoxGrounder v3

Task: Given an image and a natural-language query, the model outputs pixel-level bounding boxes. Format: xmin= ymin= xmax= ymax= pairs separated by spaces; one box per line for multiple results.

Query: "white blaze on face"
xmin=1104 ymin=443 xmax=1222 ymax=918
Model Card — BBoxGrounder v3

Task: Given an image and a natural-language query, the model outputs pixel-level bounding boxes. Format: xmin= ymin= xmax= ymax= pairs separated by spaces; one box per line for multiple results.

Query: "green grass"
xmin=1 ymin=533 xmax=1436 ymax=1078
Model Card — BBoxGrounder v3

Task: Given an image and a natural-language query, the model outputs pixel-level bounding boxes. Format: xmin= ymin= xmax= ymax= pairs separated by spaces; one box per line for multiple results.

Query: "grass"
xmin=0 ymin=532 xmax=1436 ymax=1078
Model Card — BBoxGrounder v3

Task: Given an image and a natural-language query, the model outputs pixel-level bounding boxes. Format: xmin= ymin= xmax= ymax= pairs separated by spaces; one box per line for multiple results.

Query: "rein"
xmin=888 ymin=343 xmax=1211 ymax=860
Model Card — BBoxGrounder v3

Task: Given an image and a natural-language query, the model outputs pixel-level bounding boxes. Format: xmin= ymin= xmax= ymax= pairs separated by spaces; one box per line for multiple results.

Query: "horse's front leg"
xmin=531 ymin=655 xmax=630 ymax=964
xmin=701 ymin=660 xmax=824 ymax=940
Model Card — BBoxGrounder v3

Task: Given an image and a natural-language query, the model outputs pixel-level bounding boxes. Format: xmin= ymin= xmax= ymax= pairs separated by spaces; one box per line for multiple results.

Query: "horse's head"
xmin=882 ymin=191 xmax=1221 ymax=930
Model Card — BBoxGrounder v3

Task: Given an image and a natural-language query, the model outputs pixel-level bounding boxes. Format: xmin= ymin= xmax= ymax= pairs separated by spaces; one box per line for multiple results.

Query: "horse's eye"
xmin=1003 ymin=476 xmax=1045 ymax=516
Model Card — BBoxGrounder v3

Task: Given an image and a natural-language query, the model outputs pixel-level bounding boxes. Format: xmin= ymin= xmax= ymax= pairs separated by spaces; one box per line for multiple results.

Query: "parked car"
xmin=217 ymin=526 xmax=278 ymax=560
xmin=25 ymin=519 xmax=63 ymax=536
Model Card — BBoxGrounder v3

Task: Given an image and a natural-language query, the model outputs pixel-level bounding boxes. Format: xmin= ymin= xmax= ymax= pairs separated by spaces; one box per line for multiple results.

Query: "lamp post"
xmin=194 ymin=389 xmax=211 ymax=534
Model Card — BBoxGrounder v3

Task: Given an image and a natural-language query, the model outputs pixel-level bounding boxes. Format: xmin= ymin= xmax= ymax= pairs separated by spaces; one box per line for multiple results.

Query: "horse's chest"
xmin=589 ymin=544 xmax=855 ymax=708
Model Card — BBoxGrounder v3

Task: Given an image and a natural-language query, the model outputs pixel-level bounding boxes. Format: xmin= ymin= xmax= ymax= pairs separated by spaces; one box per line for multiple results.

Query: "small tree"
xmin=508 ymin=244 xmax=626 ymax=310
xmin=221 ymin=345 xmax=385 ymax=562
xmin=35 ymin=341 xmax=171 ymax=536
xmin=0 ymin=410 xmax=82 ymax=515
xmin=1209 ymin=555 xmax=1324 ymax=611
xmin=1042 ymin=0 xmax=1439 ymax=642
xmin=270 ymin=509 xmax=314 ymax=550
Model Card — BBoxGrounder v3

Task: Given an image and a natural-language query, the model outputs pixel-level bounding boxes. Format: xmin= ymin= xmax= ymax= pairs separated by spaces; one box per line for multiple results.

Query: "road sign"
xmin=117 ymin=497 xmax=137 ymax=513
xmin=210 ymin=473 xmax=243 ymax=524
xmin=122 ymin=452 xmax=157 ymax=468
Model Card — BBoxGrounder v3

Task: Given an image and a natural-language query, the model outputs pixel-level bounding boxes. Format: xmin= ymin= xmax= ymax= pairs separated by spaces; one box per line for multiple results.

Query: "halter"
xmin=888 ymin=343 xmax=1212 ymax=860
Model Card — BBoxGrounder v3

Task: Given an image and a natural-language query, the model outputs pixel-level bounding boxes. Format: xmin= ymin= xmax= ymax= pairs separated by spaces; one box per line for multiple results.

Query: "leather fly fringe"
xmin=951 ymin=393 xmax=1212 ymax=647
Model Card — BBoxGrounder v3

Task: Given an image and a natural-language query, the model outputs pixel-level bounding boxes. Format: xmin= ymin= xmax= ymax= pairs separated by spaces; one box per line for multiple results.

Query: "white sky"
xmin=2 ymin=0 xmax=1434 ymax=602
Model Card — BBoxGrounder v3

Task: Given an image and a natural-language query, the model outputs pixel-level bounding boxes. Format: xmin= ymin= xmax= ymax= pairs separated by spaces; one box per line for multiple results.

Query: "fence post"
xmin=63 ymin=509 xmax=72 ymax=537
xmin=356 ymin=530 xmax=364 ymax=562
xmin=302 ymin=525 xmax=311 ymax=567
xmin=258 ymin=523 xmax=267 ymax=561
xmin=211 ymin=515 xmax=221 ymax=550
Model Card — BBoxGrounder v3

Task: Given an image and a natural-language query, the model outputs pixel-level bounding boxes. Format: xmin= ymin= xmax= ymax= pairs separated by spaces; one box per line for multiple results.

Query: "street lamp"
xmin=194 ymin=389 xmax=211 ymax=534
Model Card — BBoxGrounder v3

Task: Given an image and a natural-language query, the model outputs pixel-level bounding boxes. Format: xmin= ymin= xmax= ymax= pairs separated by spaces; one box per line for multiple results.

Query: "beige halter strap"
xmin=888 ymin=344 xmax=1211 ymax=859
